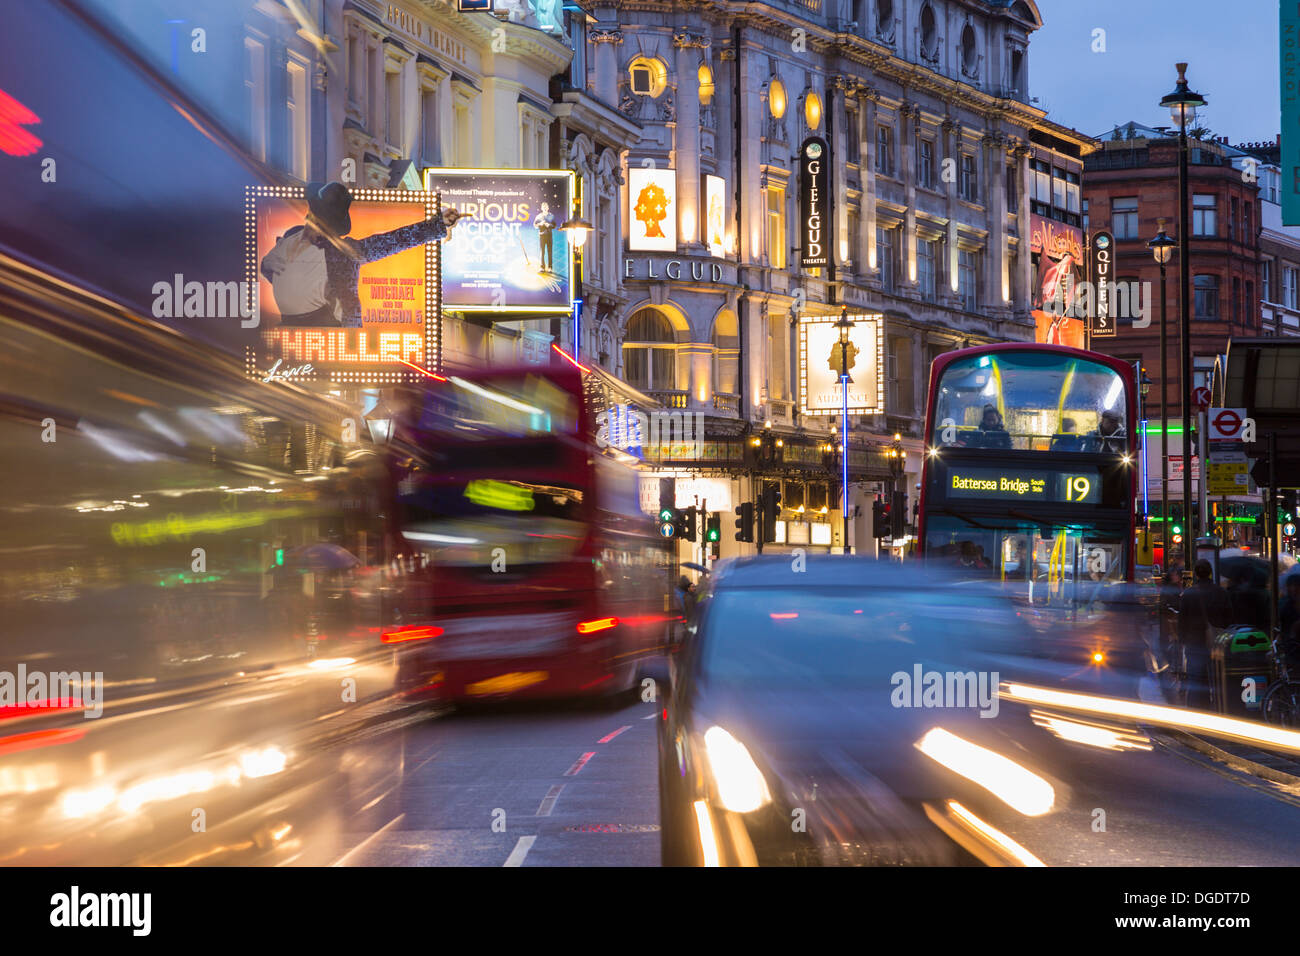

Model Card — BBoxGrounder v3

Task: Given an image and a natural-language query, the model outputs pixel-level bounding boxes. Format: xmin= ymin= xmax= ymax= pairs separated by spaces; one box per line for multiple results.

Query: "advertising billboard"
xmin=423 ymin=168 xmax=574 ymax=313
xmin=246 ymin=185 xmax=439 ymax=384
xmin=1030 ymin=213 xmax=1085 ymax=349
xmin=705 ymin=174 xmax=727 ymax=258
xmin=627 ymin=167 xmax=677 ymax=251
xmin=798 ymin=314 xmax=885 ymax=416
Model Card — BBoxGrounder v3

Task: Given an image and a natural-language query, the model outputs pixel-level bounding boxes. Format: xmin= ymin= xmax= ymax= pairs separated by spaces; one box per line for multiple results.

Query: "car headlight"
xmin=704 ymin=726 xmax=772 ymax=813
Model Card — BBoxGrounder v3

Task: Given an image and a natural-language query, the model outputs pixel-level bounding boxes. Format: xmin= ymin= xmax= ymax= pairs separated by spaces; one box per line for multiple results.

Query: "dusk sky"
xmin=1029 ymin=0 xmax=1279 ymax=145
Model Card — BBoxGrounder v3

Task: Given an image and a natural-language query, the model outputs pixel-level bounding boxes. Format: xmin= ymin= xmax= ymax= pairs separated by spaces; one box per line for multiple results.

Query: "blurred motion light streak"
xmin=693 ymin=800 xmax=720 ymax=867
xmin=704 ymin=726 xmax=772 ymax=813
xmin=1001 ymin=682 xmax=1300 ymax=755
xmin=947 ymin=801 xmax=1045 ymax=866
xmin=1029 ymin=711 xmax=1151 ymax=752
xmin=916 ymin=727 xmax=1055 ymax=816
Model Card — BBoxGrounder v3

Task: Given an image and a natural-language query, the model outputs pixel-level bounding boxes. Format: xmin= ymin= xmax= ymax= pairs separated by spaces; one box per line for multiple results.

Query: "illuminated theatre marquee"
xmin=244 ymin=185 xmax=440 ymax=385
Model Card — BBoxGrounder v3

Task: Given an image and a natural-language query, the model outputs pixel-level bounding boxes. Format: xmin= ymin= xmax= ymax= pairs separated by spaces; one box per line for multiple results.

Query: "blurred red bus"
xmin=386 ymin=365 xmax=674 ymax=703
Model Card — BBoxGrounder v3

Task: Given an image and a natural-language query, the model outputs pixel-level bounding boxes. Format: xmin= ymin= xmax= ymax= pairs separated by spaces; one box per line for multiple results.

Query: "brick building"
xmin=1083 ymin=122 xmax=1261 ymax=429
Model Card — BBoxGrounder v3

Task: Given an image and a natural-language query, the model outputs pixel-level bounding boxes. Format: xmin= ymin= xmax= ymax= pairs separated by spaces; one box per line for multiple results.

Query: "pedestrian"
xmin=1225 ymin=569 xmax=1270 ymax=631
xmin=675 ymin=574 xmax=696 ymax=635
xmin=1177 ymin=559 xmax=1231 ymax=709
xmin=1280 ymin=573 xmax=1300 ymax=636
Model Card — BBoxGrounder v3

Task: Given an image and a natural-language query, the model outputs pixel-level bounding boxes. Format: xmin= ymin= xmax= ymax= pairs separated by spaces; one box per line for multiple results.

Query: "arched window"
xmin=622 ymin=309 xmax=677 ymax=390
xmin=712 ymin=311 xmax=739 ymax=396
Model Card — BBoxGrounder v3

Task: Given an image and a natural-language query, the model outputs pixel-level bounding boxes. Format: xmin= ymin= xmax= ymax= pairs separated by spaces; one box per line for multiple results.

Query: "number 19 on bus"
xmin=1064 ymin=476 xmax=1092 ymax=502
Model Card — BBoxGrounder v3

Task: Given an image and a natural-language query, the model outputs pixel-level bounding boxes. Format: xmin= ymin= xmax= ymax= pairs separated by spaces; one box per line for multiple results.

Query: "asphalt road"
xmin=327 ymin=691 xmax=663 ymax=867
xmin=315 ymin=672 xmax=1300 ymax=868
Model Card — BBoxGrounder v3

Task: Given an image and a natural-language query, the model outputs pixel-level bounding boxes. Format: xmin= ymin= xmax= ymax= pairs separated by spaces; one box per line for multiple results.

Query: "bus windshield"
xmin=923 ymin=513 xmax=1127 ymax=612
xmin=418 ymin=373 xmax=581 ymax=440
xmin=930 ymin=352 xmax=1128 ymax=454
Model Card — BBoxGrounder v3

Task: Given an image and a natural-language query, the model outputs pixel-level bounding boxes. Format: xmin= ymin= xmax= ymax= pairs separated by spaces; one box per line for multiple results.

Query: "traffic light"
xmin=760 ymin=484 xmax=782 ymax=542
xmin=891 ymin=490 xmax=907 ymax=539
xmin=734 ymin=502 xmax=754 ymax=542
xmin=705 ymin=513 xmax=720 ymax=543
xmin=680 ymin=506 xmax=698 ymax=542
xmin=659 ymin=507 xmax=677 ymax=539
xmin=873 ymin=497 xmax=890 ymax=538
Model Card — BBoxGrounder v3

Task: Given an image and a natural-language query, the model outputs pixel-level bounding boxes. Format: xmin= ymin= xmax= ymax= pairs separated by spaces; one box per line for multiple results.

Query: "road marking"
xmin=503 ymin=835 xmax=537 ymax=867
xmin=535 ymin=784 xmax=565 ymax=817
xmin=359 ymin=785 xmax=396 ymax=813
xmin=642 ymin=713 xmax=657 ymax=720
xmin=598 ymin=725 xmax=632 ymax=744
xmin=564 ymin=751 xmax=597 ymax=776
xmin=330 ymin=812 xmax=405 ymax=867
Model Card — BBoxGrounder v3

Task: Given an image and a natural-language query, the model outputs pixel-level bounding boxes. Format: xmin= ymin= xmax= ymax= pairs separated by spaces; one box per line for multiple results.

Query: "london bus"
xmin=385 ymin=364 xmax=675 ymax=703
xmin=917 ymin=344 xmax=1140 ymax=657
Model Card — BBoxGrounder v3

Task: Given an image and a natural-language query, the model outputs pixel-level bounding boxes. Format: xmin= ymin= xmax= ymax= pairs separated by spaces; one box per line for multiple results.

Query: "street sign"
xmin=1193 ymin=386 xmax=1212 ymax=410
xmin=1206 ymin=461 xmax=1249 ymax=495
xmin=1208 ymin=407 xmax=1246 ymax=441
xmin=1168 ymin=456 xmax=1200 ymax=481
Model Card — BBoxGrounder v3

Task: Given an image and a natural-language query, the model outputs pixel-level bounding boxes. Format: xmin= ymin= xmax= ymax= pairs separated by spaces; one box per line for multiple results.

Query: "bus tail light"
xmin=381 ymin=625 xmax=445 ymax=644
xmin=576 ymin=617 xmax=618 ymax=635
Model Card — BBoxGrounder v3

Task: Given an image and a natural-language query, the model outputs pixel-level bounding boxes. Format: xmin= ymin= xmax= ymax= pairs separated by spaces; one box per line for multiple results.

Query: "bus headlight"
xmin=704 ymin=726 xmax=772 ymax=813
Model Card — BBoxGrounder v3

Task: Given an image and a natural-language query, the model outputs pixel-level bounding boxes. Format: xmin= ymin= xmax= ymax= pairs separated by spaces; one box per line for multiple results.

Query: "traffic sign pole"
xmin=1199 ymin=409 xmax=1209 ymax=540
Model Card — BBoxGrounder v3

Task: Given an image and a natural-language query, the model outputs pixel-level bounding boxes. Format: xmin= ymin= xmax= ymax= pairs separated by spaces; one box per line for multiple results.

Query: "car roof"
xmin=708 ymin=555 xmax=954 ymax=590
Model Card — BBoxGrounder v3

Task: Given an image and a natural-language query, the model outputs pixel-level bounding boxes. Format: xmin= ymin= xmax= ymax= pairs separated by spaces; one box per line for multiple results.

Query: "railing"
xmin=713 ymin=393 xmax=740 ymax=415
xmin=647 ymin=389 xmax=689 ymax=409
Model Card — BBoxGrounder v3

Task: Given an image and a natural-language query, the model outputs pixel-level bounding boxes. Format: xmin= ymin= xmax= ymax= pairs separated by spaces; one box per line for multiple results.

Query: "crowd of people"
xmin=1166 ymin=558 xmax=1297 ymax=709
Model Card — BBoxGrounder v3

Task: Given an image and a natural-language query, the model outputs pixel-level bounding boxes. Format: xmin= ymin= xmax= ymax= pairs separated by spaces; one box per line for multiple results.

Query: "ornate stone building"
xmin=577 ymin=0 xmax=1068 ymax=556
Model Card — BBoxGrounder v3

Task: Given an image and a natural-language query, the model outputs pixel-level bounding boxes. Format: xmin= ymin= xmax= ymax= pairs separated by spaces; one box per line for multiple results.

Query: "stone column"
xmin=674 ymin=31 xmax=708 ymax=248
xmin=985 ymin=131 xmax=1008 ymax=312
xmin=591 ymin=27 xmax=623 ymax=112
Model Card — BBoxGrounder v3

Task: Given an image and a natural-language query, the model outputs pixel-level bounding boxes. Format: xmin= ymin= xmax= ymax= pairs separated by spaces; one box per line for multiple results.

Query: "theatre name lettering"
xmin=623 ymin=257 xmax=734 ymax=283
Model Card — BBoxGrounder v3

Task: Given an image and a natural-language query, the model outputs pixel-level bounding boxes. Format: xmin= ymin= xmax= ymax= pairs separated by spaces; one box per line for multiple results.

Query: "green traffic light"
xmin=275 ymin=548 xmax=285 ymax=566
xmin=1171 ymin=525 xmax=1181 ymax=535
xmin=707 ymin=529 xmax=719 ymax=542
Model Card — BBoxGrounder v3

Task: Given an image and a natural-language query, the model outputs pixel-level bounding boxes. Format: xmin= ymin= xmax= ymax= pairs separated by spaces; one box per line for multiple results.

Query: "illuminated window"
xmin=698 ymin=64 xmax=715 ymax=105
xmin=766 ymin=185 xmax=787 ymax=269
xmin=712 ymin=311 xmax=739 ymax=395
xmin=623 ymin=309 xmax=677 ymax=391
xmin=628 ymin=56 xmax=668 ymax=98
xmin=769 ymin=79 xmax=787 ymax=119
xmin=804 ymin=91 xmax=823 ymax=131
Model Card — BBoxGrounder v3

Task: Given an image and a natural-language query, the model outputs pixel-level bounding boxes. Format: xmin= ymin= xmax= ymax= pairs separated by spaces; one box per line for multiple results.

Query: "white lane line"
xmin=642 ymin=713 xmax=658 ymax=720
xmin=598 ymin=725 xmax=633 ymax=744
xmin=535 ymin=784 xmax=565 ymax=817
xmin=359 ymin=785 xmax=396 ymax=813
xmin=503 ymin=835 xmax=537 ymax=867
xmin=564 ymin=751 xmax=597 ymax=776
xmin=330 ymin=812 xmax=405 ymax=867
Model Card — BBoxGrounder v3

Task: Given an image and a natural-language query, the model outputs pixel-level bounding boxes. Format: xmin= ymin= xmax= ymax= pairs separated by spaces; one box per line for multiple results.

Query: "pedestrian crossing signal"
xmin=705 ymin=514 xmax=720 ymax=542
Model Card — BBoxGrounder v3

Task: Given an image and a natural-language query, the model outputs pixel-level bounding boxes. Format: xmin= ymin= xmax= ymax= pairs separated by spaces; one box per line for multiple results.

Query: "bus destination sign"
xmin=945 ymin=466 xmax=1101 ymax=505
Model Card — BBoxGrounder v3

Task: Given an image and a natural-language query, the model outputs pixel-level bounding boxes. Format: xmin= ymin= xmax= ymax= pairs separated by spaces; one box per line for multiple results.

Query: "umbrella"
xmin=680 ymin=561 xmax=710 ymax=575
xmin=282 ymin=543 xmax=361 ymax=571
xmin=1218 ymin=555 xmax=1270 ymax=587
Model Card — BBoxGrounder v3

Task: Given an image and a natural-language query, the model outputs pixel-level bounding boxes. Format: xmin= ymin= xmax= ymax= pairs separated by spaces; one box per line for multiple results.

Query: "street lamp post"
xmin=834 ymin=308 xmax=854 ymax=554
xmin=888 ymin=432 xmax=905 ymax=553
xmin=1160 ymin=63 xmax=1206 ymax=581
xmin=559 ymin=200 xmax=593 ymax=359
xmin=1149 ymin=219 xmax=1176 ymax=571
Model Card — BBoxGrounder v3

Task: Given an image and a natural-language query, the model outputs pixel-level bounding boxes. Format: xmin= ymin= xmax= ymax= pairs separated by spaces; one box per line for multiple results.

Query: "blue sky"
xmin=1029 ymin=0 xmax=1279 ymax=144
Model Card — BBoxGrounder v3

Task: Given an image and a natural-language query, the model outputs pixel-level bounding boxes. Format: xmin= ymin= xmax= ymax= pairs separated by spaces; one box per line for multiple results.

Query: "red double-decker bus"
xmin=918 ymin=344 xmax=1139 ymax=606
xmin=385 ymin=365 xmax=674 ymax=703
